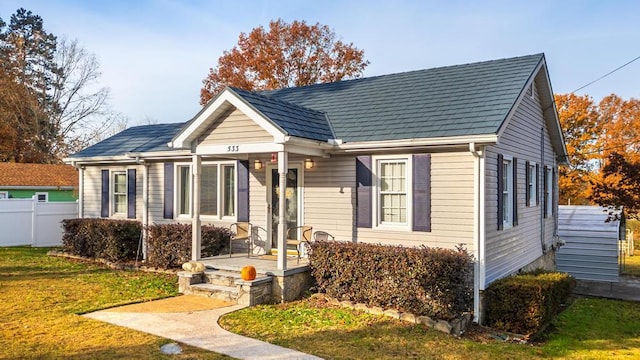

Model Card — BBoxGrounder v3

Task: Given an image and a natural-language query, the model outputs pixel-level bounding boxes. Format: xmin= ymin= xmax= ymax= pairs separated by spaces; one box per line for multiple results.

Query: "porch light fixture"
xmin=305 ymin=158 xmax=315 ymax=169
xmin=254 ymin=159 xmax=263 ymax=170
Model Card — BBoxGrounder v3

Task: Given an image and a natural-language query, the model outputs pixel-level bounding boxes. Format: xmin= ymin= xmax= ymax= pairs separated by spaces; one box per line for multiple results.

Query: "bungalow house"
xmin=0 ymin=163 xmax=78 ymax=202
xmin=64 ymin=53 xmax=567 ymax=320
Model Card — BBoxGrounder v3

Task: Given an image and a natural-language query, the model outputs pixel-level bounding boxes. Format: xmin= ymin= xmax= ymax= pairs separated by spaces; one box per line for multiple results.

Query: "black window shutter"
xmin=536 ymin=163 xmax=540 ymax=206
xmin=412 ymin=154 xmax=431 ymax=232
xmin=237 ymin=160 xmax=250 ymax=222
xmin=497 ymin=154 xmax=504 ymax=230
xmin=543 ymin=165 xmax=549 ymax=218
xmin=101 ymin=170 xmax=109 ymax=218
xmin=127 ymin=169 xmax=136 ymax=219
xmin=356 ymin=156 xmax=372 ymax=228
xmin=513 ymin=157 xmax=518 ymax=226
xmin=525 ymin=160 xmax=530 ymax=207
xmin=164 ymin=163 xmax=174 ymax=219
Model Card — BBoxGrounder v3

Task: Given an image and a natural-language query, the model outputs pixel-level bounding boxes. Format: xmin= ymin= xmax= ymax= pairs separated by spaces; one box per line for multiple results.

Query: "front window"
xmin=113 ymin=172 xmax=127 ymax=214
xmin=528 ymin=162 xmax=537 ymax=207
xmin=35 ymin=192 xmax=48 ymax=202
xmin=378 ymin=159 xmax=408 ymax=225
xmin=503 ymin=158 xmax=513 ymax=228
xmin=546 ymin=167 xmax=553 ymax=218
xmin=177 ymin=162 xmax=236 ymax=219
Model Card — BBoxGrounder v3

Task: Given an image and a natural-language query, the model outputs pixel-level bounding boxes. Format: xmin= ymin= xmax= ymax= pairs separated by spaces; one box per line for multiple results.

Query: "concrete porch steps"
xmin=190 ymin=283 xmax=238 ymax=303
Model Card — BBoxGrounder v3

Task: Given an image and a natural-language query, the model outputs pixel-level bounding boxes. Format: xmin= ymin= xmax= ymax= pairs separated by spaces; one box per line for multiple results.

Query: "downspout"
xmin=540 ymin=127 xmax=546 ymax=253
xmin=469 ymin=142 xmax=485 ymax=323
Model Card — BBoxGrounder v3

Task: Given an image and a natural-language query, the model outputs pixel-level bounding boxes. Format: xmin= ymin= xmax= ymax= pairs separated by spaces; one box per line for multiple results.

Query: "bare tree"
xmin=51 ymin=37 xmax=118 ymax=157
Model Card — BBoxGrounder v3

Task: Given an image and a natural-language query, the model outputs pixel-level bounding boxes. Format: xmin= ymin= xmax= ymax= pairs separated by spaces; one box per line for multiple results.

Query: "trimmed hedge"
xmin=484 ymin=270 xmax=576 ymax=335
xmin=145 ymin=223 xmax=231 ymax=269
xmin=61 ymin=218 xmax=142 ymax=262
xmin=308 ymin=241 xmax=473 ymax=320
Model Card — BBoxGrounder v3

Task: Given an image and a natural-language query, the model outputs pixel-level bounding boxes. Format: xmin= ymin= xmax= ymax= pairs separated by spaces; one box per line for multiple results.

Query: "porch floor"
xmin=199 ymin=253 xmax=309 ymax=277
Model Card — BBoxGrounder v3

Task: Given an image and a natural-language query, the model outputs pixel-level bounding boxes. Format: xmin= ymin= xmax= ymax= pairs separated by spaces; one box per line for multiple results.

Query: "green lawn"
xmin=220 ymin=294 xmax=640 ymax=359
xmin=0 ymin=246 xmax=228 ymax=359
xmin=4 ymin=246 xmax=640 ymax=359
xmin=622 ymin=254 xmax=640 ymax=277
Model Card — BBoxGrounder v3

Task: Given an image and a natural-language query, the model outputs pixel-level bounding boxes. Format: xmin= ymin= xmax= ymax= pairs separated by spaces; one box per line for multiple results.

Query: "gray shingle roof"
xmin=70 ymin=54 xmax=544 ymax=158
xmin=260 ymin=54 xmax=543 ymax=142
xmin=230 ymin=87 xmax=334 ymax=141
xmin=69 ymin=122 xmax=186 ymax=158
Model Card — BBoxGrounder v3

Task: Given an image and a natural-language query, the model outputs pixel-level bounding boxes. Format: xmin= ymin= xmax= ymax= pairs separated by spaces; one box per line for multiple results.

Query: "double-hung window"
xmin=545 ymin=167 xmax=553 ymax=218
xmin=502 ymin=157 xmax=513 ymax=228
xmin=0 ymin=191 xmax=8 ymax=199
xmin=176 ymin=162 xmax=236 ymax=219
xmin=527 ymin=162 xmax=537 ymax=207
xmin=377 ymin=158 xmax=409 ymax=226
xmin=113 ymin=172 xmax=127 ymax=215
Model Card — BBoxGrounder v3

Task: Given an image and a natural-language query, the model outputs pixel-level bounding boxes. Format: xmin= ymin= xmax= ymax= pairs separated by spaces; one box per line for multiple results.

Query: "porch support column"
xmin=191 ymin=154 xmax=202 ymax=261
xmin=142 ymin=163 xmax=149 ymax=259
xmin=277 ymin=151 xmax=288 ymax=270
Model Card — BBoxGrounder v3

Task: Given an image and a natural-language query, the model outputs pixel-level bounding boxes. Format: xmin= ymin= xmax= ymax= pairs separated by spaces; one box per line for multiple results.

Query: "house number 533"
xmin=227 ymin=145 xmax=239 ymax=152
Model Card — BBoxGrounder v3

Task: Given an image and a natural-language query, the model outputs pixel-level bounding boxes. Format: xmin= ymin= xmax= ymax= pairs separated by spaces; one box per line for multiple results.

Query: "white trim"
xmin=171 ymin=88 xmax=287 ymax=149
xmin=528 ymin=161 xmax=537 ymax=207
xmin=371 ymin=154 xmax=412 ymax=231
xmin=545 ymin=167 xmax=553 ymax=218
xmin=337 ymin=134 xmax=498 ymax=152
xmin=196 ymin=143 xmax=284 ymax=156
xmin=111 ymin=171 xmax=127 ymax=216
xmin=174 ymin=160 xmax=238 ymax=221
xmin=265 ymin=162 xmax=304 ymax=252
xmin=502 ymin=155 xmax=513 ymax=230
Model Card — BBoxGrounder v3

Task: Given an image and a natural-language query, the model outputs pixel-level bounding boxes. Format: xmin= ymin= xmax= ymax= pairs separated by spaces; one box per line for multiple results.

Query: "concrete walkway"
xmin=574 ymin=276 xmax=640 ymax=302
xmin=84 ymin=298 xmax=322 ymax=360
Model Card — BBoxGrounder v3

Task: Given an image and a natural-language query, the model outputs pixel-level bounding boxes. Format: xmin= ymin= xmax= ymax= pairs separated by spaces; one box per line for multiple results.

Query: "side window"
xmin=377 ymin=158 xmax=409 ymax=226
xmin=527 ymin=162 xmax=537 ymax=207
xmin=112 ymin=172 xmax=127 ymax=214
xmin=545 ymin=167 xmax=553 ymax=218
xmin=502 ymin=157 xmax=513 ymax=228
xmin=35 ymin=192 xmax=48 ymax=202
xmin=0 ymin=191 xmax=8 ymax=199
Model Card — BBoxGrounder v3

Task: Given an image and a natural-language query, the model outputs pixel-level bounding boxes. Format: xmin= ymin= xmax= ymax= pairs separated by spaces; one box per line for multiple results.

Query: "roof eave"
xmin=334 ymin=134 xmax=498 ymax=153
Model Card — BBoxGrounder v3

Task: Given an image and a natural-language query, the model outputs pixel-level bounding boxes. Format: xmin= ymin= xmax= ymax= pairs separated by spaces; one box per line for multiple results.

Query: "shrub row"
xmin=61 ymin=218 xmax=142 ymax=262
xmin=145 ymin=223 xmax=231 ymax=269
xmin=308 ymin=241 xmax=473 ymax=320
xmin=484 ymin=270 xmax=576 ymax=335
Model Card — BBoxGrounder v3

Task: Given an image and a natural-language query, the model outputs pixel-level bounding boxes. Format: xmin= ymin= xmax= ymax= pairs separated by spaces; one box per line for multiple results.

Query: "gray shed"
xmin=557 ymin=205 xmax=624 ymax=282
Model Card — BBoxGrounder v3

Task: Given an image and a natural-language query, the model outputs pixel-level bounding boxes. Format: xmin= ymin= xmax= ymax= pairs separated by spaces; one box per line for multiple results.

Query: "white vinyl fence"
xmin=0 ymin=198 xmax=78 ymax=247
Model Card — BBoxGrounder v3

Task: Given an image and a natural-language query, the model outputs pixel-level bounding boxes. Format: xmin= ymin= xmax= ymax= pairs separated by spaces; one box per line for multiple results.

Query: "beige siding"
xmin=147 ymin=161 xmax=170 ymax=225
xmin=484 ymin=78 xmax=558 ymax=285
xmin=356 ymin=152 xmax=475 ymax=251
xmin=199 ymin=108 xmax=272 ymax=146
xmin=82 ymin=165 xmax=144 ymax=221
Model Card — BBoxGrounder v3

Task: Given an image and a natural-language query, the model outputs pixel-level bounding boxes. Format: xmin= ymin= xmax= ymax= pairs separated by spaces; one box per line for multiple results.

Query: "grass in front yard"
xmin=0 ymin=246 xmax=228 ymax=359
xmin=220 ymin=295 xmax=640 ymax=359
xmin=622 ymin=254 xmax=640 ymax=277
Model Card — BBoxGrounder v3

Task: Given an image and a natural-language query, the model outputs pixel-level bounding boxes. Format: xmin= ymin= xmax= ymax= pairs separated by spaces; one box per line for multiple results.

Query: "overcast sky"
xmin=1 ymin=0 xmax=639 ymax=125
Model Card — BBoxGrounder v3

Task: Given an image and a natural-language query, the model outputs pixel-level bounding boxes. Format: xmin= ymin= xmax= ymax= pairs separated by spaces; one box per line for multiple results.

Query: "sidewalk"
xmin=84 ymin=296 xmax=322 ymax=360
xmin=574 ymin=276 xmax=640 ymax=302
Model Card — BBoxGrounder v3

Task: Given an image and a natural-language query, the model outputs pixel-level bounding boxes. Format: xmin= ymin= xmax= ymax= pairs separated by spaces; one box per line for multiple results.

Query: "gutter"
xmin=336 ymin=134 xmax=498 ymax=153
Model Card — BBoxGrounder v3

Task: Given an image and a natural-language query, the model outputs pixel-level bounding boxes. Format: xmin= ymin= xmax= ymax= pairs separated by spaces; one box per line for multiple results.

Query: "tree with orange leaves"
xmin=200 ymin=19 xmax=369 ymax=105
xmin=555 ymin=93 xmax=600 ymax=205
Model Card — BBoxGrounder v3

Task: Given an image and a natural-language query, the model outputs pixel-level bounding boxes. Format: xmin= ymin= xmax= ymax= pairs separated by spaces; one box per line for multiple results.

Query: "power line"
xmin=572 ymin=55 xmax=640 ymax=93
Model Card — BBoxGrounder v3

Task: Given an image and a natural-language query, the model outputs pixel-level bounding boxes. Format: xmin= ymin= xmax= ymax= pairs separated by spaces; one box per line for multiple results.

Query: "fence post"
xmin=31 ymin=196 xmax=37 ymax=246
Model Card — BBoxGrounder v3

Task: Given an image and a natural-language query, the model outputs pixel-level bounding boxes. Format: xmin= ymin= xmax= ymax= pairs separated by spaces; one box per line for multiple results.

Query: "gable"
xmin=198 ymin=108 xmax=273 ymax=147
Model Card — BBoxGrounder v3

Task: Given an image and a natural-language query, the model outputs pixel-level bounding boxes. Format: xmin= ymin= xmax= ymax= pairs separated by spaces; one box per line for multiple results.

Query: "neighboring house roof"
xmin=257 ymin=53 xmax=544 ymax=142
xmin=0 ymin=163 xmax=78 ymax=187
xmin=70 ymin=122 xmax=187 ymax=158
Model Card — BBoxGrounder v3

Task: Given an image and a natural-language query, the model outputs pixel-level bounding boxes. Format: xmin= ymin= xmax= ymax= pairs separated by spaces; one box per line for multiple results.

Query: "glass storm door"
xmin=270 ymin=168 xmax=299 ymax=248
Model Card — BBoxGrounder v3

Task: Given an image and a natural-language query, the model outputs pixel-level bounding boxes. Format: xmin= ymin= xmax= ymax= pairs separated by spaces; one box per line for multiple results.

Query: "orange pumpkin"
xmin=241 ymin=265 xmax=256 ymax=281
